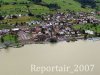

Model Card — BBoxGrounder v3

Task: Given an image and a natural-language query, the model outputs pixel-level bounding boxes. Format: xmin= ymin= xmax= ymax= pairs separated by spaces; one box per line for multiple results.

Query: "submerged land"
xmin=0 ymin=0 xmax=100 ymax=48
xmin=0 ymin=40 xmax=100 ymax=75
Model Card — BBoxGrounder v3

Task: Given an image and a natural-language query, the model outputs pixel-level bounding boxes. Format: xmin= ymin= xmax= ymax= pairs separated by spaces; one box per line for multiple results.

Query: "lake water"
xmin=0 ymin=40 xmax=100 ymax=75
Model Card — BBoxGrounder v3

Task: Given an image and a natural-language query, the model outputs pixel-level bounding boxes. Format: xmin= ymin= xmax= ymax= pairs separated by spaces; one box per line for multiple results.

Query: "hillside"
xmin=0 ymin=0 xmax=96 ymax=16
xmin=0 ymin=0 xmax=99 ymax=26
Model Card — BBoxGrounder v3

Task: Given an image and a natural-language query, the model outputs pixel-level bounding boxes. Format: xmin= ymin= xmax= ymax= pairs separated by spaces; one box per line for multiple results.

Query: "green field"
xmin=73 ymin=23 xmax=100 ymax=33
xmin=0 ymin=0 xmax=95 ymax=15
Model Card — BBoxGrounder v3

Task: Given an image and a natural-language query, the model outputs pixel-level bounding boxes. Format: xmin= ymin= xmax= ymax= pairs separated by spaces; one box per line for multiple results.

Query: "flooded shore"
xmin=0 ymin=40 xmax=100 ymax=75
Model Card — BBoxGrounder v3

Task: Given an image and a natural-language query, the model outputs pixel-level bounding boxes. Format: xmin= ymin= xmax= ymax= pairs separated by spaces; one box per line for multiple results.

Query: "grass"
xmin=96 ymin=15 xmax=100 ymax=19
xmin=0 ymin=16 xmax=42 ymax=29
xmin=1 ymin=15 xmax=42 ymax=25
xmin=73 ymin=23 xmax=100 ymax=33
xmin=0 ymin=24 xmax=13 ymax=29
xmin=2 ymin=16 xmax=33 ymax=24
xmin=44 ymin=0 xmax=94 ymax=12
xmin=3 ymin=34 xmax=17 ymax=43
xmin=0 ymin=0 xmax=95 ymax=16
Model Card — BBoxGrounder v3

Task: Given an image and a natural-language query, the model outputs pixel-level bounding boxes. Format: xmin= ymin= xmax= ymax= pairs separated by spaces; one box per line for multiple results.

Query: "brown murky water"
xmin=0 ymin=40 xmax=100 ymax=75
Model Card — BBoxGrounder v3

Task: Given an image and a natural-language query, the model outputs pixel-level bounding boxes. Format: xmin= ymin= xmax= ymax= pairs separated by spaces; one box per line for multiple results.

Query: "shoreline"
xmin=0 ymin=37 xmax=100 ymax=50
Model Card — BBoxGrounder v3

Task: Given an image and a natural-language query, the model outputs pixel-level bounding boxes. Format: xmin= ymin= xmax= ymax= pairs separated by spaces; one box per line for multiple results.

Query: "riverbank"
xmin=0 ymin=38 xmax=100 ymax=50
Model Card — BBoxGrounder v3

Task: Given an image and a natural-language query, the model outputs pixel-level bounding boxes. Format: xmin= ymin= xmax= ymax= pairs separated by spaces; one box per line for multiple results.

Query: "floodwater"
xmin=0 ymin=40 xmax=100 ymax=75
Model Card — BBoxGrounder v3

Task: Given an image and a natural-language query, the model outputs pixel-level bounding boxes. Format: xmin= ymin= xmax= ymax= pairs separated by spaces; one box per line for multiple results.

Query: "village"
xmin=0 ymin=1 xmax=100 ymax=75
xmin=0 ymin=11 xmax=100 ymax=48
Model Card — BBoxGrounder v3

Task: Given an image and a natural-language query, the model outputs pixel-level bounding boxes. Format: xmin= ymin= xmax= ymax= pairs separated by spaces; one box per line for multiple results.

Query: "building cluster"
xmin=0 ymin=12 xmax=100 ymax=44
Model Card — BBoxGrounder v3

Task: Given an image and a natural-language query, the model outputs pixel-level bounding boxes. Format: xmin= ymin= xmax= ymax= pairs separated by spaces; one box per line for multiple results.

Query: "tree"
xmin=14 ymin=35 xmax=18 ymax=43
xmin=26 ymin=5 xmax=33 ymax=16
xmin=49 ymin=37 xmax=57 ymax=43
xmin=84 ymin=33 xmax=88 ymax=40
xmin=0 ymin=4 xmax=1 ymax=7
xmin=47 ymin=3 xmax=60 ymax=10
xmin=32 ymin=0 xmax=42 ymax=3
xmin=1 ymin=36 xmax=4 ymax=43
xmin=0 ymin=15 xmax=4 ymax=20
xmin=76 ymin=0 xmax=96 ymax=8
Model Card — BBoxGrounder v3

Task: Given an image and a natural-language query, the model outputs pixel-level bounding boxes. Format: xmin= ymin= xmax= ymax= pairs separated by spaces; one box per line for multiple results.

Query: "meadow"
xmin=73 ymin=23 xmax=100 ymax=33
xmin=0 ymin=0 xmax=95 ymax=15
